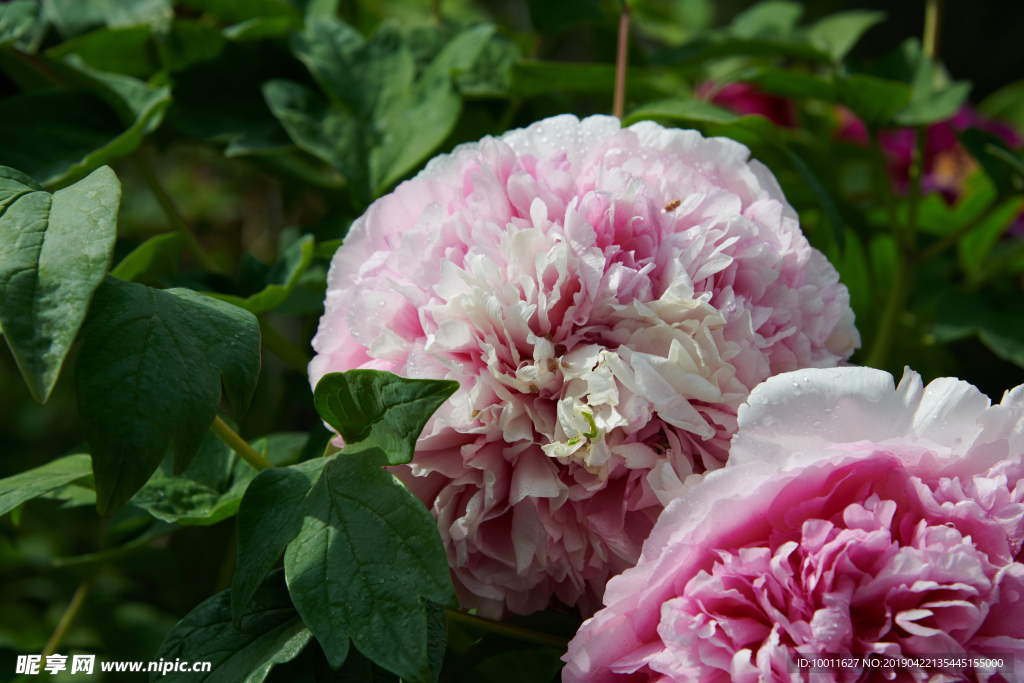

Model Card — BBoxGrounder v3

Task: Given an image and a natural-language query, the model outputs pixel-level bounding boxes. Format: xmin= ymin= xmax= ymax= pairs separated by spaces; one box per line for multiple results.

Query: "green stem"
xmin=612 ymin=3 xmax=630 ymax=120
xmin=905 ymin=127 xmax=926 ymax=251
xmin=865 ymin=253 xmax=912 ymax=369
xmin=445 ymin=609 xmax=569 ymax=650
xmin=433 ymin=0 xmax=442 ymax=22
xmin=923 ymin=0 xmax=942 ymax=60
xmin=869 ymin=130 xmax=902 ymax=245
xmin=42 ymin=576 xmax=94 ymax=658
xmin=210 ymin=416 xmax=273 ymax=471
xmin=132 ymin=152 xmax=223 ymax=274
xmin=259 ymin=317 xmax=311 ymax=372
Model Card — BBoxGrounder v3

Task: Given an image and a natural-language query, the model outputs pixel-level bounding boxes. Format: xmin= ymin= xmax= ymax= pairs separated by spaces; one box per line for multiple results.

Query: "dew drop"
xmin=813 ymin=421 xmax=822 ymax=428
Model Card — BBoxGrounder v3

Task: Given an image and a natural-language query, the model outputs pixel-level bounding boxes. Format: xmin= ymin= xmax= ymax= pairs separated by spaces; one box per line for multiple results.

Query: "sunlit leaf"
xmin=313 ymin=370 xmax=459 ymax=466
xmin=0 ymin=166 xmax=119 ymax=403
xmin=130 ymin=429 xmax=305 ymax=527
xmin=0 ymin=453 xmax=92 ymax=517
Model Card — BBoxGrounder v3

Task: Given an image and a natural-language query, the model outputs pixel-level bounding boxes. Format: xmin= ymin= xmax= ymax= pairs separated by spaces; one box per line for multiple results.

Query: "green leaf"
xmin=0 ymin=165 xmax=120 ymax=403
xmin=283 ymin=449 xmax=458 ymax=680
xmin=624 ymin=97 xmax=738 ymax=126
xmin=728 ymin=1 xmax=803 ymax=39
xmin=837 ymin=74 xmax=912 ymax=127
xmin=129 ymin=428 xmax=305 ymax=527
xmin=232 ymin=458 xmax=330 ymax=628
xmin=869 ymin=233 xmax=898 ymax=298
xmin=110 ymin=232 xmax=185 ymax=283
xmin=0 ymin=1 xmax=39 ymax=47
xmin=0 ymin=453 xmax=93 ymax=517
xmin=224 ymin=17 xmax=295 ymax=42
xmin=895 ymin=82 xmax=971 ymax=127
xmin=45 ymin=0 xmax=174 ymax=40
xmin=313 ymin=370 xmax=458 ymax=466
xmin=0 ymin=58 xmax=171 ymax=188
xmin=957 ymin=197 xmax=1024 ymax=275
xmin=958 ymin=128 xmax=1024 ymax=196
xmin=153 ymin=569 xmax=312 ymax=683
xmin=313 ymin=238 xmax=343 ymax=260
xmin=932 ymin=292 xmax=1024 ymax=370
xmin=456 ymin=33 xmax=521 ymax=99
xmin=76 ymin=276 xmax=261 ymax=515
xmin=272 ymin=19 xmax=485 ymax=200
xmin=165 ymin=40 xmax=293 ymax=158
xmin=623 ymin=98 xmax=780 ymax=148
xmin=524 ymin=0 xmax=601 ymax=33
xmin=511 ymin=61 xmax=678 ymax=100
xmin=979 ymin=78 xmax=1024 ymax=132
xmin=916 ymin=172 xmax=997 ymax=236
xmin=40 ymin=483 xmax=98 ymax=509
xmin=652 ymin=35 xmax=830 ymax=68
xmin=424 ymin=601 xmax=448 ymax=683
xmin=891 ymin=54 xmax=970 ymax=127
xmin=210 ymin=234 xmax=315 ymax=314
xmin=53 ymin=519 xmax=180 ymax=567
xmin=45 ymin=26 xmax=160 ymax=79
xmin=307 ymin=602 xmax=444 ymax=683
xmin=263 ymin=79 xmax=367 ymax=194
xmin=176 ymin=0 xmax=304 ymax=25
xmin=786 ymin=148 xmax=844 ymax=252
xmin=805 ymin=10 xmax=884 ymax=61
xmin=443 ymin=611 xmax=576 ymax=682
xmin=155 ymin=19 xmax=227 ymax=72
xmin=820 ymin=229 xmax=871 ymax=331
xmin=744 ymin=67 xmax=836 ymax=101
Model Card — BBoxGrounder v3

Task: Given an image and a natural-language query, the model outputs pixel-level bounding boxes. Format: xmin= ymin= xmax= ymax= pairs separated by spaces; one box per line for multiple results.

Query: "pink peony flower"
xmin=836 ymin=105 xmax=1023 ymax=202
xmin=698 ymin=82 xmax=800 ymax=129
xmin=309 ymin=115 xmax=860 ymax=618
xmin=563 ymin=366 xmax=1024 ymax=682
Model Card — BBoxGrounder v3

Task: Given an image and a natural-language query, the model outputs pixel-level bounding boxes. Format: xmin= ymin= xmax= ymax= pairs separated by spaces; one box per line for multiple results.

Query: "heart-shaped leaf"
xmin=313 ymin=370 xmax=459 ymax=465
xmin=0 ymin=165 xmax=119 ymax=403
xmin=76 ymin=276 xmax=260 ymax=514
